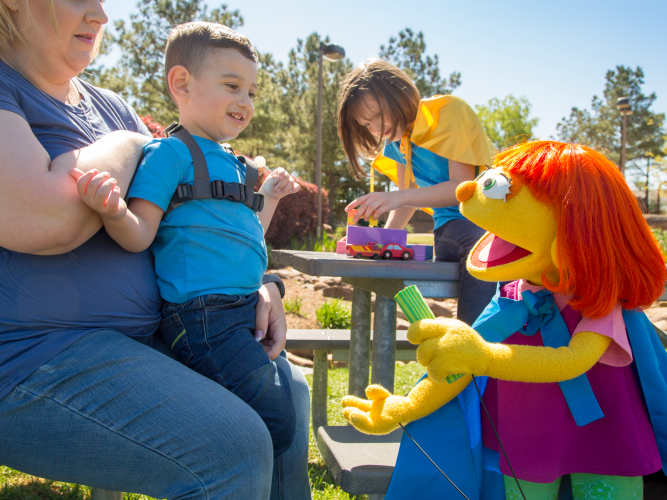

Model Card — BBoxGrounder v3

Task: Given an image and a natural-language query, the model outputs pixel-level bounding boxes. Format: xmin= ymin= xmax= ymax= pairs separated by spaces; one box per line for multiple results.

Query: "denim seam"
xmin=13 ymin=384 xmax=213 ymax=500
xmin=275 ymin=455 xmax=284 ymax=500
xmin=435 ymin=237 xmax=463 ymax=253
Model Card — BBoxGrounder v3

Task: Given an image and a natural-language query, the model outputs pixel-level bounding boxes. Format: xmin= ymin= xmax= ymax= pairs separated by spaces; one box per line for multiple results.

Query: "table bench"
xmin=285 ymin=329 xmax=416 ymax=431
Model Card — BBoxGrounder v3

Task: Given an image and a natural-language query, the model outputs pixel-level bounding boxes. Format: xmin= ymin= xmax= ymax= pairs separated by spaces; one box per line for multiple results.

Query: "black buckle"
xmin=212 ymin=181 xmax=245 ymax=202
xmin=174 ymin=183 xmax=194 ymax=202
xmin=164 ymin=122 xmax=181 ymax=137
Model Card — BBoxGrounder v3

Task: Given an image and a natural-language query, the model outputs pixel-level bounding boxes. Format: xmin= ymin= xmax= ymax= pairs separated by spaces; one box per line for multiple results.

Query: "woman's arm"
xmin=0 ymin=111 xmax=149 ymax=255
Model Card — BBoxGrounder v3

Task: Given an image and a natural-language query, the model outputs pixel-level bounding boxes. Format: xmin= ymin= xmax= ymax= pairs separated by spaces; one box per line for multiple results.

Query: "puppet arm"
xmin=409 ymin=319 xmax=612 ymax=384
xmin=342 ymin=375 xmax=471 ymax=435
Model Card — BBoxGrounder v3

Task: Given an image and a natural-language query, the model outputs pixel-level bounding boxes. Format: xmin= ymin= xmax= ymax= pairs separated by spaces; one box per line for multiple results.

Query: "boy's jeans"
xmin=159 ymin=292 xmax=296 ymax=459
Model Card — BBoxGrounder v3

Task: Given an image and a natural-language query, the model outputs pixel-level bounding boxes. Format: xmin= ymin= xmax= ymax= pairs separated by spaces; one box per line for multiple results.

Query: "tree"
xmin=474 ymin=95 xmax=540 ymax=150
xmin=556 ymin=66 xmax=665 ymax=173
xmin=379 ymin=28 xmax=461 ymax=98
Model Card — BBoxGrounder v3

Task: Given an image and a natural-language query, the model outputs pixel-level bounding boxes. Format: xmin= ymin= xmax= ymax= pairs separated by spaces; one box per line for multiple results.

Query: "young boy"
xmin=71 ymin=22 xmax=300 ymax=458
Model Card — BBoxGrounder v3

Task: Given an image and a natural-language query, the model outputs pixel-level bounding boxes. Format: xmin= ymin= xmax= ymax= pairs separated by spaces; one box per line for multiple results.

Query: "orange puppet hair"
xmin=496 ymin=140 xmax=666 ymax=319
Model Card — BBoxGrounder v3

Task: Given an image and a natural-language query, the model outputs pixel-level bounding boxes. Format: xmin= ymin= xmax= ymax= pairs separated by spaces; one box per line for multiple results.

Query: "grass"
xmin=0 ymin=364 xmax=426 ymax=500
xmin=284 ymin=296 xmax=304 ymax=315
xmin=652 ymin=227 xmax=667 ymax=257
xmin=316 ymin=299 xmax=352 ymax=329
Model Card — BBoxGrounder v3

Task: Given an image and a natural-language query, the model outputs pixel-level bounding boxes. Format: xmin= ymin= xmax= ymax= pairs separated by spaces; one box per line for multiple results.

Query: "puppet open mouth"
xmin=470 ymin=232 xmax=532 ymax=269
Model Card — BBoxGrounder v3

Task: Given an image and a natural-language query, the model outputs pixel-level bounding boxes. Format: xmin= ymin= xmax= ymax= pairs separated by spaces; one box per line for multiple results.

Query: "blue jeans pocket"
xmin=159 ymin=313 xmax=193 ymax=367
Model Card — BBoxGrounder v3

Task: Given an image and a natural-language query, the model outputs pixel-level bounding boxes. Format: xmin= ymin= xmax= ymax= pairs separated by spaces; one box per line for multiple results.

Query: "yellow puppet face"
xmin=456 ymin=167 xmax=559 ymax=285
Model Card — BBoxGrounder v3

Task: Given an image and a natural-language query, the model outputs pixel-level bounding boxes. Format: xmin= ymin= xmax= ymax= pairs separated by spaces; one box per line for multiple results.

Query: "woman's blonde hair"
xmin=337 ymin=58 xmax=420 ymax=178
xmin=0 ymin=0 xmax=104 ymax=61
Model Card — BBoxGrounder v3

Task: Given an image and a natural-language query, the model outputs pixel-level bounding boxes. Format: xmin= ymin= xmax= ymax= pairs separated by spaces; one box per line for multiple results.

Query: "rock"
xmin=323 ymin=286 xmax=354 ymax=301
xmin=646 ymin=307 xmax=667 ymax=332
xmin=286 ymin=351 xmax=313 ymax=367
xmin=323 ymin=223 xmax=333 ymax=233
xmin=270 ymin=268 xmax=300 ymax=280
xmin=425 ymin=299 xmax=453 ymax=318
xmin=314 ymin=282 xmax=327 ymax=291
xmin=397 ymin=309 xmax=407 ymax=321
xmin=321 ymin=277 xmax=341 ymax=286
xmin=303 ymin=284 xmax=315 ymax=291
xmin=396 ymin=317 xmax=411 ymax=329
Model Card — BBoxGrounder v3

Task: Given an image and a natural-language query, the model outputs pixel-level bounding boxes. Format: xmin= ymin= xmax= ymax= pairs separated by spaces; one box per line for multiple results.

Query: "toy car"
xmin=346 ymin=243 xmax=382 ymax=259
xmin=381 ymin=243 xmax=413 ymax=261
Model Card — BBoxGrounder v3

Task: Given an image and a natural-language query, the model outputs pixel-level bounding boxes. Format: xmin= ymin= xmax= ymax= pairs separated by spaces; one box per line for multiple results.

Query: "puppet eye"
xmin=478 ymin=171 xmax=512 ymax=202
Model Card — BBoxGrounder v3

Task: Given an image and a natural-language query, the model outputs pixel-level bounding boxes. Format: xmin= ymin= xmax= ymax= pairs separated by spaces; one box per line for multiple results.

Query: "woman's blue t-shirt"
xmin=383 ymin=140 xmax=464 ymax=230
xmin=128 ymin=137 xmax=267 ymax=304
xmin=0 ymin=59 xmax=162 ymax=401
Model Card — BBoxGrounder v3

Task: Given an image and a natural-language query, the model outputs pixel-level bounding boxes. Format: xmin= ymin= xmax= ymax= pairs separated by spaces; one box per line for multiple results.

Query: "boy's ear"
xmin=168 ymin=65 xmax=191 ymax=103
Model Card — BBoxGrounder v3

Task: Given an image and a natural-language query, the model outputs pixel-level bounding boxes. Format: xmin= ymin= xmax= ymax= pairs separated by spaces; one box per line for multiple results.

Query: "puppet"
xmin=342 ymin=141 xmax=667 ymax=499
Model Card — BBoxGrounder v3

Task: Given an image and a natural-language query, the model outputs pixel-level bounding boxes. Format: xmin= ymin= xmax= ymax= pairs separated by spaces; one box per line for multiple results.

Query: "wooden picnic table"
xmin=271 ymin=250 xmax=459 ymax=397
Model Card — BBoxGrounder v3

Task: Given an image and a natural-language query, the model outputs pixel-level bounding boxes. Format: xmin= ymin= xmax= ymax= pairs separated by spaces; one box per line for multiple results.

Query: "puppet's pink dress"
xmin=481 ymin=280 xmax=661 ymax=483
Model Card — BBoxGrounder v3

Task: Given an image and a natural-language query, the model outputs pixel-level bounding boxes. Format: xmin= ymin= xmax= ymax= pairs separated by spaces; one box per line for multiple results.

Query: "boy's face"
xmin=186 ymin=48 xmax=258 ymax=142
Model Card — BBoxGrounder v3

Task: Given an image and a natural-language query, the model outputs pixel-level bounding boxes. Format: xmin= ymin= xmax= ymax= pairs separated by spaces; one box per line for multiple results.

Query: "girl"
xmin=338 ymin=58 xmax=496 ymax=325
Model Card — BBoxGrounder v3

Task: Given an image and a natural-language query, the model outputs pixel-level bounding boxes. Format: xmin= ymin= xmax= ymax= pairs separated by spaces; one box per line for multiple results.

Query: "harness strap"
xmin=161 ymin=123 xmax=264 ymax=218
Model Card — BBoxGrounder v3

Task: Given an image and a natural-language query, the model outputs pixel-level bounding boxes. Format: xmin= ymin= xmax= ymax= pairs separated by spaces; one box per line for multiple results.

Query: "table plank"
xmin=272 ymin=250 xmax=459 ymax=280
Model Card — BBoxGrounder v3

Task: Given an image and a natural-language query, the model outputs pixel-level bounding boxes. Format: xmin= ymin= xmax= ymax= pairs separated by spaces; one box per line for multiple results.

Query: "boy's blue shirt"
xmin=128 ymin=135 xmax=267 ymax=304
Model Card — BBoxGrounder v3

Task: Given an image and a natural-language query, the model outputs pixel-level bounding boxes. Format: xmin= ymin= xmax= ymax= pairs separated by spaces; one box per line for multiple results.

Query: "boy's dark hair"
xmin=338 ymin=58 xmax=420 ymax=178
xmin=165 ymin=21 xmax=258 ymax=83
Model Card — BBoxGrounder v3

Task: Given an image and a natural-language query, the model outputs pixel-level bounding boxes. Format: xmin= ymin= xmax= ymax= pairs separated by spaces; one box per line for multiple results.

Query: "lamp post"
xmin=617 ymin=96 xmax=633 ymax=176
xmin=316 ymin=41 xmax=345 ymax=238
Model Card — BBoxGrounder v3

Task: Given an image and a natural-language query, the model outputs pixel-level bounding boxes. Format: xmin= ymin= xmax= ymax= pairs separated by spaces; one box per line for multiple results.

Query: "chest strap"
xmin=162 ymin=122 xmax=264 ymax=218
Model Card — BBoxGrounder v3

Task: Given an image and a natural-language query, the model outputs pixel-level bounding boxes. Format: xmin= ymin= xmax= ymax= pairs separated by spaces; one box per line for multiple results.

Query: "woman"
xmin=0 ymin=1 xmax=311 ymax=499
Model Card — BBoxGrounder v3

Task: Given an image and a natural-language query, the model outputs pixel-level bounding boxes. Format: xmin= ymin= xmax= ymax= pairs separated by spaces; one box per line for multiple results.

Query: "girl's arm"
xmin=346 ymin=160 xmax=475 ymax=225
xmin=71 ymin=170 xmax=162 ymax=252
xmin=0 ymin=111 xmax=149 ymax=255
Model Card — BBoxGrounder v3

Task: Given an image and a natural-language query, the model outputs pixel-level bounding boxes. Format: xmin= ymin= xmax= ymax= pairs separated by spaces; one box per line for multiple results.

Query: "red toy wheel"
xmin=382 ymin=251 xmax=392 ymax=259
xmin=401 ymin=251 xmax=411 ymax=260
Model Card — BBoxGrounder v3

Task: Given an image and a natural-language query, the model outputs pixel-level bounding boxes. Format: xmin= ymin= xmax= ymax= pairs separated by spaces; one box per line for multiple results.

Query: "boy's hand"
xmin=70 ymin=168 xmax=127 ymax=221
xmin=259 ymin=167 xmax=300 ymax=201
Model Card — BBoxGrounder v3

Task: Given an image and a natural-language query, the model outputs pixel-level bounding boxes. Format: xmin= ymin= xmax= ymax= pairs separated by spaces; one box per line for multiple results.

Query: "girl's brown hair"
xmin=337 ymin=58 xmax=420 ymax=178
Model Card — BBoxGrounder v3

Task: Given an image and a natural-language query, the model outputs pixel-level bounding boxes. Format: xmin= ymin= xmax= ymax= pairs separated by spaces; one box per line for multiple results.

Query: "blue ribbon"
xmin=473 ymin=287 xmax=604 ymax=427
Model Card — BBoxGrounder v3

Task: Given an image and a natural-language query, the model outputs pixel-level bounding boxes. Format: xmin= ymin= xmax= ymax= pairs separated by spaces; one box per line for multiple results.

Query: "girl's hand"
xmin=259 ymin=167 xmax=300 ymax=201
xmin=70 ymin=168 xmax=127 ymax=221
xmin=345 ymin=191 xmax=404 ymax=224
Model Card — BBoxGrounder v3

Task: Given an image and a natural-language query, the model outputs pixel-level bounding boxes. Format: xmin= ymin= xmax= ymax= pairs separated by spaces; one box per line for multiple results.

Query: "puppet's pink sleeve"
xmin=574 ymin=303 xmax=632 ymax=367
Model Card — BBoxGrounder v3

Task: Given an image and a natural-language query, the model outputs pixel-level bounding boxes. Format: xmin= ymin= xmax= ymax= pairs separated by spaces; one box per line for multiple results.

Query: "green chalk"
xmin=395 ymin=285 xmax=464 ymax=384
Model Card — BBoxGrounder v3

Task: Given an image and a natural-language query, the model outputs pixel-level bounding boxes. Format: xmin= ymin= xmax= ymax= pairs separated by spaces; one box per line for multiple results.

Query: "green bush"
xmin=652 ymin=228 xmax=667 ymax=257
xmin=284 ymin=297 xmax=304 ymax=315
xmin=316 ymin=299 xmax=352 ymax=329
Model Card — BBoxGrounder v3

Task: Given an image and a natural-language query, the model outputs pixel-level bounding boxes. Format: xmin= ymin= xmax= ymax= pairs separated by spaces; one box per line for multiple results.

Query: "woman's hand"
xmin=345 ymin=191 xmax=405 ymax=224
xmin=255 ymin=283 xmax=287 ymax=360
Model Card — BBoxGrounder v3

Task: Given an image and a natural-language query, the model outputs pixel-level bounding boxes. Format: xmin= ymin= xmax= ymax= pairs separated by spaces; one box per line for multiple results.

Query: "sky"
xmin=101 ymin=0 xmax=667 ymax=140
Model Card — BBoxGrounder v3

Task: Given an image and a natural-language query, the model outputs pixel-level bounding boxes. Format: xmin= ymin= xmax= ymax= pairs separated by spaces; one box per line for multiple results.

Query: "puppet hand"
xmin=408 ymin=319 xmax=491 ymax=382
xmin=342 ymin=385 xmax=414 ymax=435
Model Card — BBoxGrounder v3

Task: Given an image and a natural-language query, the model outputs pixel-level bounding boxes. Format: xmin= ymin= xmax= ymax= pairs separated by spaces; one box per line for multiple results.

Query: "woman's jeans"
xmin=0 ymin=329 xmax=312 ymax=500
xmin=434 ymin=218 xmax=498 ymax=325
xmin=160 ymin=293 xmax=296 ymax=459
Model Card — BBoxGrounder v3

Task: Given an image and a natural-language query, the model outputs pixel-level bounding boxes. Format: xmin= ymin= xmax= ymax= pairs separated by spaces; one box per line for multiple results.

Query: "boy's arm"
xmin=71 ymin=169 xmax=164 ymax=252
xmin=257 ymin=167 xmax=299 ymax=233
xmin=102 ymin=199 xmax=163 ymax=252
